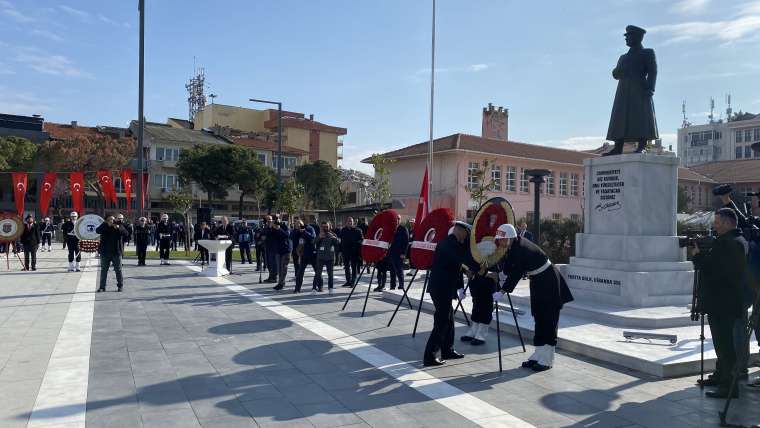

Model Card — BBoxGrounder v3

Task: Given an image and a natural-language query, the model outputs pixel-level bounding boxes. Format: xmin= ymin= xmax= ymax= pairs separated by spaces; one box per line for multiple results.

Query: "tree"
xmin=677 ymin=186 xmax=691 ymax=213
xmin=229 ymin=147 xmax=271 ymax=219
xmin=0 ymin=136 xmax=37 ymax=171
xmin=294 ymin=160 xmax=340 ymax=209
xmin=177 ymin=145 xmax=235 ymax=204
xmin=465 ymin=159 xmax=495 ymax=210
xmin=366 ymin=153 xmax=393 ymax=209
xmin=39 ymin=134 xmax=136 ymax=215
xmin=166 ymin=189 xmax=193 ymax=251
xmin=277 ymin=178 xmax=305 ymax=219
xmin=250 ymin=168 xmax=277 ymax=217
xmin=324 ymin=180 xmax=346 ymax=225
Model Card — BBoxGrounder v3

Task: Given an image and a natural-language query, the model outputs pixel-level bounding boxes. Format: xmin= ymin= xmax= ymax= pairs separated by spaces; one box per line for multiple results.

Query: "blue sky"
xmin=1 ymin=0 xmax=759 ymax=173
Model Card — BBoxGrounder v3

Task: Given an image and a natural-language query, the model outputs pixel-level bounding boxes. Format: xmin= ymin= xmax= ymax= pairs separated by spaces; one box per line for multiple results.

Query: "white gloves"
xmin=492 ymin=291 xmax=504 ymax=301
xmin=498 ymin=272 xmax=507 ymax=286
xmin=457 ymin=288 xmax=466 ymax=301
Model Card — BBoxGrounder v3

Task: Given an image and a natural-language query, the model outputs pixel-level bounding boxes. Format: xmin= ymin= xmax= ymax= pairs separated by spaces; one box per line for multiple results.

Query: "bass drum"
xmin=409 ymin=208 xmax=453 ymax=270
xmin=469 ymin=197 xmax=516 ymax=268
xmin=360 ymin=209 xmax=398 ymax=263
xmin=0 ymin=213 xmax=23 ymax=242
xmin=74 ymin=214 xmax=105 ymax=241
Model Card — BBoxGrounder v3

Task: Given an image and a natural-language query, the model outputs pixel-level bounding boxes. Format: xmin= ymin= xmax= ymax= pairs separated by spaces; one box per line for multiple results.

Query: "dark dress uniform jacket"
xmin=133 ymin=224 xmax=151 ymax=245
xmin=339 ymin=226 xmax=363 ymax=256
xmin=428 ymin=235 xmax=480 ymax=300
xmin=156 ymin=222 xmax=173 ymax=240
xmin=606 ymin=46 xmax=659 ymax=141
xmin=96 ymin=223 xmax=129 ymax=257
xmin=21 ymin=223 xmax=41 ymax=248
xmin=692 ymin=229 xmax=748 ymax=317
xmin=499 ymin=237 xmax=573 ymax=315
xmin=388 ymin=226 xmax=410 ymax=257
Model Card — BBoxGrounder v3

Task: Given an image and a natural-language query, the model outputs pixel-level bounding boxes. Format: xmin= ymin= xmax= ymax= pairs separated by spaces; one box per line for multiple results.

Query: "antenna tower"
xmin=681 ymin=101 xmax=690 ymax=127
xmin=186 ymin=63 xmax=207 ymax=122
xmin=725 ymin=93 xmax=733 ymax=121
xmin=708 ymin=97 xmax=715 ymax=123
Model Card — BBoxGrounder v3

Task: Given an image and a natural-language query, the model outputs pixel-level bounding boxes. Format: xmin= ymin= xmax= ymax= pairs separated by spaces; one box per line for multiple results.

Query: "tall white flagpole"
xmin=428 ymin=0 xmax=436 ymax=200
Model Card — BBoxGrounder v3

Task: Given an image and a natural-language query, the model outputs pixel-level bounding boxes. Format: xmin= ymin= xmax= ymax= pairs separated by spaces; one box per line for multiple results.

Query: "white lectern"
xmin=198 ymin=239 xmax=232 ymax=277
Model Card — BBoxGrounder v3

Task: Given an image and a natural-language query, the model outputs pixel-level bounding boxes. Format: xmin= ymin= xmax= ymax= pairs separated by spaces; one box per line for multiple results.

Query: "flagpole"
xmin=427 ymin=0 xmax=436 ymax=201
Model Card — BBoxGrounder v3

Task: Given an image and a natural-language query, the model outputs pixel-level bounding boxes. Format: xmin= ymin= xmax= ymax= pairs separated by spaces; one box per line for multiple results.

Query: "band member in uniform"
xmin=40 ymin=217 xmax=54 ymax=252
xmin=156 ymin=213 xmax=173 ymax=265
xmin=133 ymin=217 xmax=151 ymax=266
xmin=713 ymin=184 xmax=749 ymax=230
xmin=423 ymin=221 xmax=481 ymax=367
xmin=492 ymin=224 xmax=574 ymax=372
xmin=215 ymin=216 xmax=236 ymax=273
xmin=61 ymin=211 xmax=81 ymax=272
xmin=96 ymin=215 xmax=129 ymax=292
xmin=20 ymin=215 xmax=41 ymax=271
xmin=339 ymin=217 xmax=363 ymax=287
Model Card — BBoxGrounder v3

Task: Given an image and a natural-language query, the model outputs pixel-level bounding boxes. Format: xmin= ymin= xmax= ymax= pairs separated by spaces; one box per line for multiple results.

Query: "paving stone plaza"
xmin=1 ymin=248 xmax=759 ymax=428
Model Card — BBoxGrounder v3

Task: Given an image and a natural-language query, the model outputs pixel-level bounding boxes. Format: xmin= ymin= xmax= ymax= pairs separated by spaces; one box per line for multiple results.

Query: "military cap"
xmin=625 ymin=25 xmax=646 ymax=36
xmin=453 ymin=221 xmax=472 ymax=231
xmin=712 ymin=184 xmax=733 ymax=196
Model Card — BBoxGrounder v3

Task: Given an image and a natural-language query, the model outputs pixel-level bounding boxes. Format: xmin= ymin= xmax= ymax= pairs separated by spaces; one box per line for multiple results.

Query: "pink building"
xmin=368 ymin=132 xmax=594 ymax=222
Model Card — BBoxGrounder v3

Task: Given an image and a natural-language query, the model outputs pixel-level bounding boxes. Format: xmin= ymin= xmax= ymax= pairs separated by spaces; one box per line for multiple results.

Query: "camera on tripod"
xmin=678 ymin=231 xmax=716 ymax=251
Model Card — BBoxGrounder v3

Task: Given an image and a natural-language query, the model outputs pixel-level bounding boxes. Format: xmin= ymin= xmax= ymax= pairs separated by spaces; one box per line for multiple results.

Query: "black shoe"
xmin=532 ymin=363 xmax=552 ymax=372
xmin=373 ymin=286 xmax=384 ymax=292
xmin=442 ymin=350 xmax=465 ymax=360
xmin=97 ymin=288 xmax=105 ymax=292
xmin=470 ymin=338 xmax=485 ymax=346
xmin=293 ymin=289 xmax=301 ymax=294
xmin=423 ymin=357 xmax=445 ymax=367
xmin=264 ymin=278 xmax=277 ymax=283
xmin=116 ymin=287 xmax=123 ymax=292
xmin=460 ymin=335 xmax=474 ymax=342
xmin=521 ymin=360 xmax=538 ymax=368
xmin=273 ymin=285 xmax=284 ymax=290
xmin=697 ymin=376 xmax=722 ymax=387
xmin=31 ymin=267 xmax=36 ymax=271
xmin=705 ymin=388 xmax=738 ymax=399
xmin=342 ymin=283 xmax=353 ymax=288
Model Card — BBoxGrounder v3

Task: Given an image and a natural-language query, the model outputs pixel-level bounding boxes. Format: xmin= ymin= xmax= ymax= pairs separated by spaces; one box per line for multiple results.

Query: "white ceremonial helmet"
xmin=70 ymin=211 xmax=79 ymax=218
xmin=117 ymin=213 xmax=125 ymax=220
xmin=494 ymin=224 xmax=517 ymax=240
xmin=44 ymin=217 xmax=50 ymax=222
xmin=161 ymin=213 xmax=169 ymax=220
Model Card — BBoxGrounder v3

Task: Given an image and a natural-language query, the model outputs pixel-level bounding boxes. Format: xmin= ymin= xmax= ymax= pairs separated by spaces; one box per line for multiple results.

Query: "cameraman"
xmin=691 ymin=208 xmax=749 ymax=398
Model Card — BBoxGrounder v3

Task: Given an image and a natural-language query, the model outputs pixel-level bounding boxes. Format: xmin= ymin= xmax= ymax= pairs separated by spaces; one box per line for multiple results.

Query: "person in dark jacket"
xmin=20 ymin=215 xmax=41 ymax=271
xmin=518 ymin=222 xmax=534 ymax=241
xmin=423 ymin=222 xmax=481 ymax=367
xmin=294 ymin=224 xmax=316 ymax=293
xmin=61 ymin=211 xmax=81 ymax=272
xmin=156 ymin=213 xmax=173 ymax=265
xmin=492 ymin=224 xmax=574 ymax=372
xmin=313 ymin=221 xmax=341 ymax=294
xmin=339 ymin=217 xmax=364 ymax=287
xmin=196 ymin=222 xmax=212 ymax=264
xmin=691 ymin=208 xmax=749 ymax=398
xmin=263 ymin=215 xmax=279 ymax=282
xmin=290 ymin=219 xmax=303 ymax=275
xmin=215 ymin=216 xmax=236 ymax=273
xmin=236 ymin=221 xmax=254 ymax=265
xmin=374 ymin=216 xmax=409 ymax=291
xmin=269 ymin=219 xmax=290 ymax=290
xmin=132 ymin=217 xmax=151 ymax=266
xmin=254 ymin=219 xmax=267 ymax=272
xmin=96 ymin=215 xmax=129 ymax=292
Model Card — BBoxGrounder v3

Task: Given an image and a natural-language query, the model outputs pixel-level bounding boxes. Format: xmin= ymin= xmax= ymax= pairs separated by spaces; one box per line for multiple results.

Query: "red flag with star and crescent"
xmin=69 ymin=172 xmax=84 ymax=215
xmin=11 ymin=172 xmax=27 ymax=216
xmin=121 ymin=169 xmax=133 ymax=211
xmin=39 ymin=172 xmax=57 ymax=216
xmin=97 ymin=170 xmax=116 ymax=207
xmin=413 ymin=166 xmax=429 ymax=231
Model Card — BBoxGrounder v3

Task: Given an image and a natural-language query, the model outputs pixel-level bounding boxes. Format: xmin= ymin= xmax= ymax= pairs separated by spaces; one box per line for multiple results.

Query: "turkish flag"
xmin=141 ymin=172 xmax=149 ymax=212
xmin=39 ymin=172 xmax=57 ymax=216
xmin=11 ymin=172 xmax=27 ymax=216
xmin=121 ymin=169 xmax=133 ymax=211
xmin=69 ymin=172 xmax=84 ymax=215
xmin=413 ymin=166 xmax=429 ymax=232
xmin=97 ymin=170 xmax=116 ymax=207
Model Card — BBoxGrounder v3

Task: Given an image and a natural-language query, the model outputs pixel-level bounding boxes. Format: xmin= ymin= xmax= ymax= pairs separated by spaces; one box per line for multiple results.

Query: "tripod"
xmin=341 ymin=263 xmax=376 ymax=317
xmin=386 ymin=268 xmax=420 ymax=327
xmin=410 ymin=271 xmax=471 ymax=337
xmin=692 ymin=268 xmax=706 ymax=387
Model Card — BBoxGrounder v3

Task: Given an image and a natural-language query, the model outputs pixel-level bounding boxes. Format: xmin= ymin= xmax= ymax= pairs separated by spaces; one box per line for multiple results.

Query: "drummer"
xmin=61 ymin=211 xmax=81 ymax=272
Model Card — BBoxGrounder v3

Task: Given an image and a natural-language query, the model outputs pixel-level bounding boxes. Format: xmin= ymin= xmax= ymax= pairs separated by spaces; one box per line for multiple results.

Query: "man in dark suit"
xmin=339 ymin=217 xmax=364 ymax=287
xmin=132 ymin=217 xmax=151 ymax=266
xmin=20 ymin=215 xmax=40 ymax=271
xmin=214 ymin=216 xmax=236 ymax=273
xmin=96 ymin=215 xmax=129 ymax=292
xmin=423 ymin=221 xmax=480 ymax=366
xmin=518 ymin=222 xmax=534 ymax=241
xmin=374 ymin=216 xmax=409 ymax=291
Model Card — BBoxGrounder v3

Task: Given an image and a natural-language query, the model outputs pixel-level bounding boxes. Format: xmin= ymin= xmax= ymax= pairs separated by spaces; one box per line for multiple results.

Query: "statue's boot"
xmin=635 ymin=140 xmax=647 ymax=153
xmin=602 ymin=141 xmax=624 ymax=156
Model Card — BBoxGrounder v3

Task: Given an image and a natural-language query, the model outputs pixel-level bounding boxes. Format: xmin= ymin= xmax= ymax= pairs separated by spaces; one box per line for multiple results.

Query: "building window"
xmin=467 ymin=162 xmax=479 ymax=189
xmin=520 ymin=168 xmax=529 ymax=192
xmin=506 ymin=166 xmax=516 ymax=191
xmin=490 ymin=165 xmax=502 ymax=191
xmin=156 ymin=147 xmax=165 ymax=161
xmin=256 ymin=153 xmax=267 ymax=164
xmin=737 ymin=147 xmax=743 ymax=159
xmin=552 ymin=213 xmax=562 ymax=221
xmin=755 ymin=128 xmax=760 ymax=141
xmin=272 ymin=155 xmax=298 ymax=170
xmin=570 ymin=214 xmax=580 ymax=222
xmin=559 ymin=172 xmax=568 ymax=196
xmin=546 ymin=171 xmax=555 ymax=195
xmin=153 ymin=174 xmax=163 ymax=187
xmin=746 ymin=129 xmax=752 ymax=142
xmin=746 ymin=146 xmax=753 ymax=159
xmin=153 ymin=174 xmax=179 ymax=190
xmin=736 ymin=130 xmax=743 ymax=143
xmin=570 ymin=173 xmax=579 ymax=196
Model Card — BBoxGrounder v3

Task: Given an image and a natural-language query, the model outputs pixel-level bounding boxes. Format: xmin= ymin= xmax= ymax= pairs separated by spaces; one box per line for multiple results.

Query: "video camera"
xmin=678 ymin=231 xmax=716 ymax=252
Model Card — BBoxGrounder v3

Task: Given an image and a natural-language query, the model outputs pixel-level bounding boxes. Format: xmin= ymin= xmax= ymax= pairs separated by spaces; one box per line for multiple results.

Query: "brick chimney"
xmin=481 ymin=103 xmax=508 ymax=141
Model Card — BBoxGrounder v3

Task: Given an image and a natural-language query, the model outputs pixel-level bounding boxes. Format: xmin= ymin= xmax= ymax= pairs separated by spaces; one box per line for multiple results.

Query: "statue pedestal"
xmin=561 ymin=153 xmax=694 ymax=307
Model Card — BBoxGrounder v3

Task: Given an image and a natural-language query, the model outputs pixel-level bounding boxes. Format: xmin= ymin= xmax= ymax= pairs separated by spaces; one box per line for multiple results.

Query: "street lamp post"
xmin=249 ymin=98 xmax=283 ymax=195
xmin=526 ymin=169 xmax=551 ymax=244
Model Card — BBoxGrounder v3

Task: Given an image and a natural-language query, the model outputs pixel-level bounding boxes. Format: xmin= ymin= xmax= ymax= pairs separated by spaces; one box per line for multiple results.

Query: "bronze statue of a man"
xmin=604 ymin=25 xmax=659 ymax=156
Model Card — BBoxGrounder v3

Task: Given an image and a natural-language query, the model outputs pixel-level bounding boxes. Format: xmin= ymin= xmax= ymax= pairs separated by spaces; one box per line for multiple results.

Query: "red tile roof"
xmin=365 ymin=133 xmax=597 ymax=166
xmin=688 ymin=159 xmax=760 ymax=184
xmin=264 ymin=117 xmax=347 ymax=136
xmin=44 ymin=122 xmax=132 ymax=141
xmin=232 ymin=137 xmax=308 ymax=156
xmin=678 ymin=167 xmax=716 ymax=183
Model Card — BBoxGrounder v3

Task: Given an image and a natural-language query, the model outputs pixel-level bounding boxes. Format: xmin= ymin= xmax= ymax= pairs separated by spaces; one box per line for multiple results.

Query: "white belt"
xmin=526 ymin=260 xmax=551 ymax=277
xmin=160 ymin=234 xmax=171 ymax=238
xmin=362 ymin=239 xmax=389 ymax=249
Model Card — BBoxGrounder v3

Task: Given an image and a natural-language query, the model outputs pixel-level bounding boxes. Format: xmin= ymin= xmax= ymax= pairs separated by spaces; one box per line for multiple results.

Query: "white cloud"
xmin=469 ymin=64 xmax=489 ymax=72
xmin=30 ymin=29 xmax=64 ymax=42
xmin=649 ymin=4 xmax=760 ymax=44
xmin=534 ymin=136 xmax=607 ymax=151
xmin=15 ymin=49 xmax=93 ymax=78
xmin=97 ymin=12 xmax=129 ymax=28
xmin=341 ymin=149 xmax=376 ymax=175
xmin=671 ymin=0 xmax=711 ymax=15
xmin=0 ymin=86 xmax=50 ymax=116
xmin=59 ymin=5 xmax=89 ymax=21
xmin=0 ymin=0 xmax=34 ymax=23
